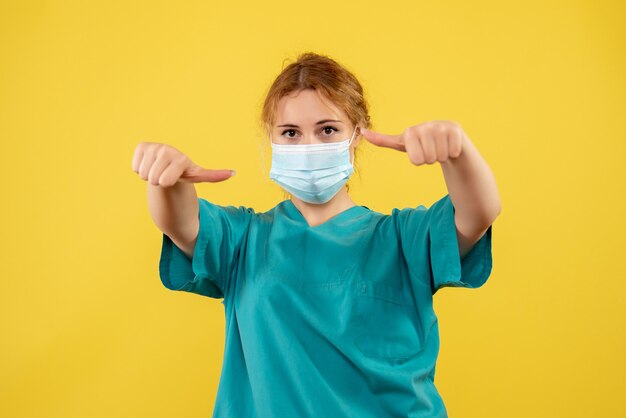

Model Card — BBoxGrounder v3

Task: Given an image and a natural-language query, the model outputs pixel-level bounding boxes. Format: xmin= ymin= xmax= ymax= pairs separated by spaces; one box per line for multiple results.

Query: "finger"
xmin=361 ymin=127 xmax=405 ymax=152
xmin=420 ymin=132 xmax=437 ymax=164
xmin=131 ymin=144 xmax=144 ymax=173
xmin=158 ymin=160 xmax=187 ymax=187
xmin=449 ymin=127 xmax=464 ymax=158
xmin=179 ymin=167 xmax=236 ymax=183
xmin=405 ymin=136 xmax=425 ymax=166
xmin=435 ymin=132 xmax=449 ymax=162
xmin=148 ymin=155 xmax=171 ymax=185
xmin=138 ymin=151 xmax=156 ymax=181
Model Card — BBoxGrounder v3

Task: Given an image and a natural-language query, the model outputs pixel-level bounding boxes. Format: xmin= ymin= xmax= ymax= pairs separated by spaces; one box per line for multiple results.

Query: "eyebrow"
xmin=277 ymin=119 xmax=343 ymax=128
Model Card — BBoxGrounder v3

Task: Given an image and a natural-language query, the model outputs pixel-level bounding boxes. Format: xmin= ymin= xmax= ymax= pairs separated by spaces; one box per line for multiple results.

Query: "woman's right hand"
xmin=132 ymin=142 xmax=236 ymax=187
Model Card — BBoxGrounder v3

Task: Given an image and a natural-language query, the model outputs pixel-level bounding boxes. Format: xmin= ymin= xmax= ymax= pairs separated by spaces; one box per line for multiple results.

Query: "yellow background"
xmin=1 ymin=0 xmax=624 ymax=416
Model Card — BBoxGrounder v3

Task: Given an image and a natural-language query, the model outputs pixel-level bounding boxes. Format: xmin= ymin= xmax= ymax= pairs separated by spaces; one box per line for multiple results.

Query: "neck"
xmin=289 ymin=187 xmax=356 ymax=227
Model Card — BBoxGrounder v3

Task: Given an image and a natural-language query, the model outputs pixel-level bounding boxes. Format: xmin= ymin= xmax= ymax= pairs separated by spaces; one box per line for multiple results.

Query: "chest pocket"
xmin=353 ymin=280 xmax=423 ymax=359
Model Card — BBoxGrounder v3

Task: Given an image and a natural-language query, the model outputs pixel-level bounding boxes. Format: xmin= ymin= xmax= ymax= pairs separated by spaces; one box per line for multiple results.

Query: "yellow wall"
xmin=1 ymin=1 xmax=624 ymax=416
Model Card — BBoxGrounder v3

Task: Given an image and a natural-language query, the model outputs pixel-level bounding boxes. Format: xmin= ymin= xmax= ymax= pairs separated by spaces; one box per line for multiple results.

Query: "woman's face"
xmin=271 ymin=89 xmax=360 ymax=151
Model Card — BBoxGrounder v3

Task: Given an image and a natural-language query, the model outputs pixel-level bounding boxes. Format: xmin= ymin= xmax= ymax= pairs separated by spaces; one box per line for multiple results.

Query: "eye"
xmin=321 ymin=126 xmax=338 ymax=136
xmin=281 ymin=129 xmax=298 ymax=139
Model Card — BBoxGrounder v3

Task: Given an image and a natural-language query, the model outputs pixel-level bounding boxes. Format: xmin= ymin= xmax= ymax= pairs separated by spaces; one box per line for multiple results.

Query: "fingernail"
xmin=360 ymin=127 xmax=367 ymax=134
xmin=231 ymin=170 xmax=237 ymax=176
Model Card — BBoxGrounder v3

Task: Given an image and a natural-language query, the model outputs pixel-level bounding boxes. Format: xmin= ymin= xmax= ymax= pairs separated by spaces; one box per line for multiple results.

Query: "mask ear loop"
xmin=347 ymin=125 xmax=357 ymax=147
xmin=348 ymin=125 xmax=358 ymax=165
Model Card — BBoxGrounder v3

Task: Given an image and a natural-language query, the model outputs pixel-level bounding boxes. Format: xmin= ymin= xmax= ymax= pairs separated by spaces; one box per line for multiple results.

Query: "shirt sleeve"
xmin=158 ymin=197 xmax=254 ymax=299
xmin=393 ymin=194 xmax=493 ymax=295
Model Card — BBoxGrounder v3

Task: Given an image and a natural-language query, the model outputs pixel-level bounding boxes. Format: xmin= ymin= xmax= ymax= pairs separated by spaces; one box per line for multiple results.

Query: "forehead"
xmin=275 ymin=89 xmax=347 ymax=125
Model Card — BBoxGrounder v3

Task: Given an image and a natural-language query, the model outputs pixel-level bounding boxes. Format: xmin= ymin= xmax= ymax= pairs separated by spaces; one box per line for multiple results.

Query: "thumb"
xmin=180 ymin=166 xmax=237 ymax=183
xmin=361 ymin=127 xmax=405 ymax=152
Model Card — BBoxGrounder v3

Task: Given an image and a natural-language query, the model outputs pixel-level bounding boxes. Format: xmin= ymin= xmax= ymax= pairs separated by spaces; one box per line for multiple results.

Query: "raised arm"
xmin=132 ymin=141 xmax=236 ymax=258
xmin=147 ymin=182 xmax=199 ymax=258
xmin=360 ymin=120 xmax=501 ymax=258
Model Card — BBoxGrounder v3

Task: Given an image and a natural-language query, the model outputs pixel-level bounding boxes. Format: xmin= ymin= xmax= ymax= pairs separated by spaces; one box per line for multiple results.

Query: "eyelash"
xmin=281 ymin=126 xmax=338 ymax=138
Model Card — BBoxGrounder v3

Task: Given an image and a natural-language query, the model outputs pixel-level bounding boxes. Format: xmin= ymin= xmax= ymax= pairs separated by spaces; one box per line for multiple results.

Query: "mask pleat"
xmin=268 ymin=126 xmax=357 ymax=204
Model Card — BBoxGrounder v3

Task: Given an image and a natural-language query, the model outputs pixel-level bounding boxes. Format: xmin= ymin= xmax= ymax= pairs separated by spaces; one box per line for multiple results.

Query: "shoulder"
xmin=383 ymin=195 xmax=454 ymax=235
xmin=197 ymin=198 xmax=290 ymax=225
xmin=390 ymin=195 xmax=452 ymax=220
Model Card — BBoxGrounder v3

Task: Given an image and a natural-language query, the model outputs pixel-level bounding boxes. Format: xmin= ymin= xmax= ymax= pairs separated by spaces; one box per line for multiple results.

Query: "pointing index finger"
xmin=361 ymin=127 xmax=405 ymax=152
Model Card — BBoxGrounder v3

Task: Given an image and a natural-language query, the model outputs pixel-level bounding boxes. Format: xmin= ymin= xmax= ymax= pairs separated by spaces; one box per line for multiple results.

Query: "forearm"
xmin=147 ymin=182 xmax=199 ymax=244
xmin=440 ymin=135 xmax=501 ymax=229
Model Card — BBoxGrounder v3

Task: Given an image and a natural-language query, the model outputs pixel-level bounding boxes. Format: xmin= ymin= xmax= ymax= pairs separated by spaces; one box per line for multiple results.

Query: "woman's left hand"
xmin=360 ymin=120 xmax=467 ymax=166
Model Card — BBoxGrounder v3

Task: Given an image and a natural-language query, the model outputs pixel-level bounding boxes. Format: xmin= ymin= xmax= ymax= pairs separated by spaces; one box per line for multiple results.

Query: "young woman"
xmin=132 ymin=52 xmax=501 ymax=417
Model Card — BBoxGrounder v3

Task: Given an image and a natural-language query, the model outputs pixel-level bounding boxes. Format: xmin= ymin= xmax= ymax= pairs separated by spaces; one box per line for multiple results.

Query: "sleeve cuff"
xmin=429 ymin=195 xmax=493 ymax=294
xmin=158 ymin=199 xmax=225 ymax=298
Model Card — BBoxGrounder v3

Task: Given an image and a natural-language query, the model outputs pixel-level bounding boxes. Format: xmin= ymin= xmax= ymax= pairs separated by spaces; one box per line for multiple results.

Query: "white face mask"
xmin=269 ymin=126 xmax=358 ymax=204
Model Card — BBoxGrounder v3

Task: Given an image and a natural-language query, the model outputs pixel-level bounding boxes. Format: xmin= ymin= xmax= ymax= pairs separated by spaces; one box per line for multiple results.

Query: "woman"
xmin=132 ymin=52 xmax=501 ymax=417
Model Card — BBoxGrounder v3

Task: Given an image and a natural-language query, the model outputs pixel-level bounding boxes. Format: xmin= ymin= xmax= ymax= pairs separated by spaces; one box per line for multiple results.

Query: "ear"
xmin=351 ymin=128 xmax=360 ymax=147
xmin=355 ymin=121 xmax=367 ymax=146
